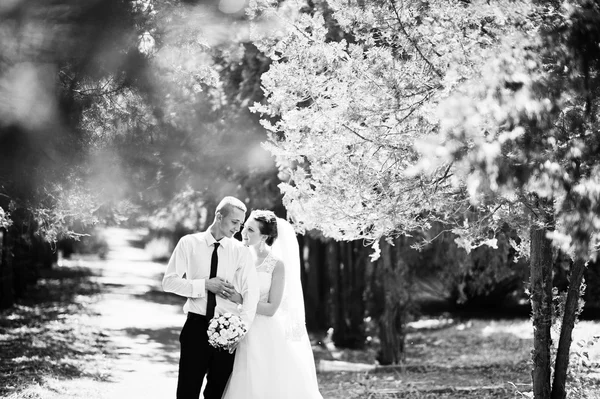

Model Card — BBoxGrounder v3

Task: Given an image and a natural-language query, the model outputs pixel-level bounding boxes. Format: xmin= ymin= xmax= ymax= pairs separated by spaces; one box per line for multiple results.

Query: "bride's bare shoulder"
xmin=272 ymin=257 xmax=285 ymax=273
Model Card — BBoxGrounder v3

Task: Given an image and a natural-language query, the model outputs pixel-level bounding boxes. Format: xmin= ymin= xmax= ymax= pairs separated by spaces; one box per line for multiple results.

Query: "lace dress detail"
xmin=256 ymin=252 xmax=277 ymax=273
xmin=256 ymin=252 xmax=277 ymax=303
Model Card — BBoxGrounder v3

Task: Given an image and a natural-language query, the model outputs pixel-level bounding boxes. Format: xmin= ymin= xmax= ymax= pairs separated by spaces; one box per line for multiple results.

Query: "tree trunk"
xmin=297 ymin=234 xmax=308 ymax=300
xmin=551 ymin=259 xmax=587 ymax=399
xmin=530 ymin=219 xmax=554 ymax=399
xmin=348 ymin=241 xmax=368 ymax=345
xmin=332 ymin=241 xmax=366 ymax=348
xmin=304 ymin=236 xmax=329 ymax=333
xmin=376 ymin=238 xmax=411 ymax=365
xmin=0 ymin=228 xmax=15 ymax=309
xmin=326 ymin=240 xmax=344 ymax=345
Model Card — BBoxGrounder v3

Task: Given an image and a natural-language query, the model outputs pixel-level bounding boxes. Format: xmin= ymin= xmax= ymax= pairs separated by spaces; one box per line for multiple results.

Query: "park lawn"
xmin=314 ymin=320 xmax=531 ymax=399
xmin=1 ymin=265 xmax=599 ymax=399
xmin=315 ymin=318 xmax=600 ymax=398
xmin=0 ymin=266 xmax=111 ymax=399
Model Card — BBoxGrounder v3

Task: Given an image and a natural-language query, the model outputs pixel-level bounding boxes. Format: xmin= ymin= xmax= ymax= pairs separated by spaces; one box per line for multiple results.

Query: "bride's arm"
xmin=227 ymin=261 xmax=286 ymax=315
xmin=256 ymin=260 xmax=285 ymax=316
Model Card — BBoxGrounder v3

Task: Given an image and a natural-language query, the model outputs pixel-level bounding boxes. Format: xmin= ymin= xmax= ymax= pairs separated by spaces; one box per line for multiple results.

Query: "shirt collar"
xmin=204 ymin=231 xmax=230 ymax=249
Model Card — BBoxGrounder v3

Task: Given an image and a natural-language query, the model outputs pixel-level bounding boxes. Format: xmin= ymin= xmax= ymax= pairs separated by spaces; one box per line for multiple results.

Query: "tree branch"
xmin=433 ymin=163 xmax=454 ymax=191
xmin=342 ymin=123 xmax=406 ymax=152
xmin=389 ymin=0 xmax=443 ymax=78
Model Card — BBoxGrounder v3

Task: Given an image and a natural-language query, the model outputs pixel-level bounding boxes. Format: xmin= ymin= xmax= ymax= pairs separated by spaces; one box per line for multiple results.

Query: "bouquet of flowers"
xmin=207 ymin=313 xmax=248 ymax=352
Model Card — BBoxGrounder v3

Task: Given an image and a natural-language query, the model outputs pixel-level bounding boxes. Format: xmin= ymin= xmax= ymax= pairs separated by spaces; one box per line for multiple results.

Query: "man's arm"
xmin=162 ymin=237 xmax=206 ymax=298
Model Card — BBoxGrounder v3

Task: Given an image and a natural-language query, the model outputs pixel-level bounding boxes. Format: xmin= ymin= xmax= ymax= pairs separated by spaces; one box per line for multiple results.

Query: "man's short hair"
xmin=216 ymin=196 xmax=247 ymax=217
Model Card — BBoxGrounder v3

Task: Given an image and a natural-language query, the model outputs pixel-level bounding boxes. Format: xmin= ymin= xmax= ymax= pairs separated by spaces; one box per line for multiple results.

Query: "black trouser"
xmin=176 ymin=313 xmax=235 ymax=399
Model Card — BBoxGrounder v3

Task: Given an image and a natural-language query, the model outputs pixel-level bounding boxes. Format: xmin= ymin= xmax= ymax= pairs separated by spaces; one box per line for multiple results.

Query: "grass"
xmin=1 ymin=264 xmax=600 ymax=399
xmin=314 ymin=318 xmax=600 ymax=398
xmin=0 ymin=267 xmax=111 ymax=399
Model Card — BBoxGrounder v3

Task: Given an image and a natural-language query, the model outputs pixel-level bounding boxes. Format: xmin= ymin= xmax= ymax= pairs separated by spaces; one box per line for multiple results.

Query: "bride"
xmin=222 ymin=210 xmax=323 ymax=399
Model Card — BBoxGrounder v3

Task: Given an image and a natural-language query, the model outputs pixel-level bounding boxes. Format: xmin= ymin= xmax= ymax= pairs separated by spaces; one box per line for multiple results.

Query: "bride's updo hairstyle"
xmin=251 ymin=210 xmax=278 ymax=246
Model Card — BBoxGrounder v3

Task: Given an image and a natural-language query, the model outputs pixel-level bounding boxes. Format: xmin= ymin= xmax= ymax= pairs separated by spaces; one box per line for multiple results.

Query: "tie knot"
xmin=214 ymin=242 xmax=220 ymax=249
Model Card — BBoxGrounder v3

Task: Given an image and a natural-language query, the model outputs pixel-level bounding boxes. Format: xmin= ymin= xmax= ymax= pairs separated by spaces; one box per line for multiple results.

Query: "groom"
xmin=162 ymin=196 xmax=260 ymax=399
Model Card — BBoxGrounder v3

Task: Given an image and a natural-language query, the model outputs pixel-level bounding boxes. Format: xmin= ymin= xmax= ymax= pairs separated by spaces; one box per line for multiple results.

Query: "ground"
xmin=1 ymin=228 xmax=599 ymax=399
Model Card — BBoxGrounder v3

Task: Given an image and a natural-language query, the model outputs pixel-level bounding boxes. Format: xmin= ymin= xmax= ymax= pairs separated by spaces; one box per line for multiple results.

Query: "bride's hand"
xmin=229 ymin=290 xmax=243 ymax=305
xmin=228 ymin=340 xmax=241 ymax=354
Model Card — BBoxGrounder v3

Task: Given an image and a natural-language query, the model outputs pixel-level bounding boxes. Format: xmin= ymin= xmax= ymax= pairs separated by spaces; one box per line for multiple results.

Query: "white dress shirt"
xmin=162 ymin=231 xmax=259 ymax=329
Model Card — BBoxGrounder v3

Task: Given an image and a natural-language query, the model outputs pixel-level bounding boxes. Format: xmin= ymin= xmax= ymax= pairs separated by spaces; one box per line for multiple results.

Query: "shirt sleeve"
xmin=236 ymin=247 xmax=260 ymax=329
xmin=162 ymin=236 xmax=206 ymax=298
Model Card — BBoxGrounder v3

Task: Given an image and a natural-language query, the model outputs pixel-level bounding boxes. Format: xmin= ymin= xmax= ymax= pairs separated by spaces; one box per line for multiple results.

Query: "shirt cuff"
xmin=191 ymin=279 xmax=205 ymax=298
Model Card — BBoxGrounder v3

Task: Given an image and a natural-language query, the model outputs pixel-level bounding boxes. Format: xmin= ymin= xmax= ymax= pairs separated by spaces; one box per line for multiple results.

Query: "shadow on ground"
xmin=133 ymin=288 xmax=182 ymax=306
xmin=118 ymin=326 xmax=181 ymax=365
xmin=0 ymin=267 xmax=111 ymax=397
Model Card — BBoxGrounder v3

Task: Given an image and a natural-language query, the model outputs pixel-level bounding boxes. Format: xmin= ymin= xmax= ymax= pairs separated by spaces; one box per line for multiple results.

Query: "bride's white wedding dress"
xmin=222 ymin=252 xmax=323 ymax=399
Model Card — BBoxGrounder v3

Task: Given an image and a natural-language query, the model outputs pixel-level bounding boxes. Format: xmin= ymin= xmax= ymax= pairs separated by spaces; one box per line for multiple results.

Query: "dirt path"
xmin=72 ymin=227 xmax=184 ymax=398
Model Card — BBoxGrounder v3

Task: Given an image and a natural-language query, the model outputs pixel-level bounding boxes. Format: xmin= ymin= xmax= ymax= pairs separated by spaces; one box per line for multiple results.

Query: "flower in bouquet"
xmin=207 ymin=312 xmax=248 ymax=352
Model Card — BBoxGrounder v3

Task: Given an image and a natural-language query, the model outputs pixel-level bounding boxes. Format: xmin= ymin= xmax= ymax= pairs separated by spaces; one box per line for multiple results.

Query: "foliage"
xmin=145 ymin=186 xmax=209 ymax=233
xmin=420 ymin=0 xmax=600 ymax=261
xmin=117 ymin=0 xmax=281 ymax=230
xmin=144 ymin=236 xmax=173 ymax=262
xmin=0 ymin=0 xmax=152 ymax=240
xmin=564 ymin=335 xmax=600 ymax=398
xmin=415 ymin=222 xmax=529 ymax=307
xmin=412 ymin=1 xmax=600 ymax=397
xmin=245 ymin=3 xmax=600 ymax=393
xmin=1 ymin=0 xmax=281 ymax=241
xmin=549 ymin=276 xmax=600 ymax=399
xmin=250 ymin=0 xmax=534 ymax=247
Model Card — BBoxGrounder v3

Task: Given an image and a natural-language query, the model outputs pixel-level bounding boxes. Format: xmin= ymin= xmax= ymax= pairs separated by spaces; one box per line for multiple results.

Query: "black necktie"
xmin=206 ymin=242 xmax=220 ymax=320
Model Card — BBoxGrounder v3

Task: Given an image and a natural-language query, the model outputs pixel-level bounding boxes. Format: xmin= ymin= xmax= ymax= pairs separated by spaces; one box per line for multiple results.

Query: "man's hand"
xmin=206 ymin=277 xmax=235 ymax=299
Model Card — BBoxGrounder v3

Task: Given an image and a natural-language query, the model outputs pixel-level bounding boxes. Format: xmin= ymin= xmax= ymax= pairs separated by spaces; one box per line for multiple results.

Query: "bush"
xmin=144 ymin=236 xmax=173 ymax=262
xmin=412 ymin=223 xmax=529 ymax=310
xmin=57 ymin=230 xmax=109 ymax=260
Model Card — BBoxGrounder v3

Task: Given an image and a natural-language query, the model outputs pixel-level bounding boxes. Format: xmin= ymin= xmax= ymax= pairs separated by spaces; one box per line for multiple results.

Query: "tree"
xmin=0 ymin=0 xmax=154 ymax=307
xmin=0 ymin=0 xmax=280 ymax=240
xmin=0 ymin=0 xmax=147 ymax=240
xmin=251 ymin=0 xmax=532 ymax=242
xmin=134 ymin=0 xmax=283 ymax=233
xmin=249 ymin=0 xmax=599 ymax=395
xmin=248 ymin=0 xmax=534 ymax=362
xmin=419 ymin=1 xmax=600 ymax=397
xmin=0 ymin=0 xmax=280 ymax=306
